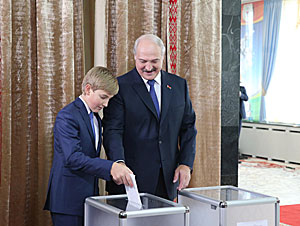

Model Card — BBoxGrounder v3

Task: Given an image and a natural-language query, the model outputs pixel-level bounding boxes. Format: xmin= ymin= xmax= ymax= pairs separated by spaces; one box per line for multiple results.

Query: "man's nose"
xmin=145 ymin=63 xmax=152 ymax=71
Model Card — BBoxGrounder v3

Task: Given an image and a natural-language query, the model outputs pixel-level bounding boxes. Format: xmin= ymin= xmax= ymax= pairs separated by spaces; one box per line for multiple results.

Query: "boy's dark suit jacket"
xmin=44 ymin=98 xmax=113 ymax=217
xmin=103 ymin=68 xmax=197 ymax=200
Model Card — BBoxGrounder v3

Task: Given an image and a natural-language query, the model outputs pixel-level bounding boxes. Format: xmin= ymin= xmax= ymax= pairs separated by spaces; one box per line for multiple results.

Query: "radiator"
xmin=239 ymin=122 xmax=300 ymax=164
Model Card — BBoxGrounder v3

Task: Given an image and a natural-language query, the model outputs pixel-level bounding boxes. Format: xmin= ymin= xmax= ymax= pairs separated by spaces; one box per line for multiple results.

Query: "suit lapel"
xmin=160 ymin=71 xmax=173 ymax=125
xmin=75 ymin=98 xmax=96 ymax=148
xmin=131 ymin=69 xmax=159 ymax=120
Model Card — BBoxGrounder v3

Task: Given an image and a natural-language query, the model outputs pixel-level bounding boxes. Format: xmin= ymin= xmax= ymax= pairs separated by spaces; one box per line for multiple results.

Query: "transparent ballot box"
xmin=85 ymin=193 xmax=189 ymax=226
xmin=178 ymin=186 xmax=280 ymax=226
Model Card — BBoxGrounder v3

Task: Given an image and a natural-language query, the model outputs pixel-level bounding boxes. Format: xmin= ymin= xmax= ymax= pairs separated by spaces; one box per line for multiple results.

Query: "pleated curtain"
xmin=0 ymin=0 xmax=84 ymax=225
xmin=177 ymin=1 xmax=221 ymax=188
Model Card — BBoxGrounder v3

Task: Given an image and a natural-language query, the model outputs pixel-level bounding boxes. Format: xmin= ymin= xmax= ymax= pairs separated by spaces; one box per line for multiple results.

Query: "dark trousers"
xmin=155 ymin=168 xmax=169 ymax=200
xmin=51 ymin=212 xmax=83 ymax=226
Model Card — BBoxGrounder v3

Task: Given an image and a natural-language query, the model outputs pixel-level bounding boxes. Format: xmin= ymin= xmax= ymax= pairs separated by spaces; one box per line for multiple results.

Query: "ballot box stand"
xmin=178 ymin=185 xmax=280 ymax=226
xmin=85 ymin=193 xmax=190 ymax=226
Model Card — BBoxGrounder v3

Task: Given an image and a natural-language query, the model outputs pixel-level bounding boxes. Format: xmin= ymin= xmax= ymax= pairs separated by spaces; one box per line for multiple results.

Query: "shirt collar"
xmin=79 ymin=95 xmax=92 ymax=114
xmin=141 ymin=71 xmax=161 ymax=86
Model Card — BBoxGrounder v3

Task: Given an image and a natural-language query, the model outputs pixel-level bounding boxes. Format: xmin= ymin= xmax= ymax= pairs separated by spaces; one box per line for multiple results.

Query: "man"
xmin=239 ymin=85 xmax=248 ymax=136
xmin=238 ymin=85 xmax=249 ymax=161
xmin=103 ymin=34 xmax=197 ymax=200
xmin=44 ymin=66 xmax=133 ymax=226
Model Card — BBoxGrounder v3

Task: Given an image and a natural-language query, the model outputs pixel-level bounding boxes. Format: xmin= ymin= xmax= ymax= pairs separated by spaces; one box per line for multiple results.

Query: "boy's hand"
xmin=111 ymin=162 xmax=134 ymax=187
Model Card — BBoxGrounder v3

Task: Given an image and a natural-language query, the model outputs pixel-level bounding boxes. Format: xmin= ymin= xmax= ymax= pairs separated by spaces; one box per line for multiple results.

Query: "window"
xmin=241 ymin=0 xmax=300 ymax=125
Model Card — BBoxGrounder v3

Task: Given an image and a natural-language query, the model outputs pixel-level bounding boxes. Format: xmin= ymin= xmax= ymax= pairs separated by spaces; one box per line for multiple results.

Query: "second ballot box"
xmin=178 ymin=185 xmax=280 ymax=226
xmin=85 ymin=193 xmax=190 ymax=226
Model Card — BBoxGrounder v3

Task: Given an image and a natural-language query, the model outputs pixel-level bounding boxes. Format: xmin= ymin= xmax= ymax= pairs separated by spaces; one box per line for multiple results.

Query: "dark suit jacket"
xmin=240 ymin=86 xmax=248 ymax=119
xmin=103 ymin=68 xmax=197 ymax=200
xmin=44 ymin=98 xmax=113 ymax=216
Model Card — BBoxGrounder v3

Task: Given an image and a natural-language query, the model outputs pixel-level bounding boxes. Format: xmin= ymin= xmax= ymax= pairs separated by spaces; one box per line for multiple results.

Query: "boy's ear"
xmin=84 ymin=84 xmax=92 ymax=95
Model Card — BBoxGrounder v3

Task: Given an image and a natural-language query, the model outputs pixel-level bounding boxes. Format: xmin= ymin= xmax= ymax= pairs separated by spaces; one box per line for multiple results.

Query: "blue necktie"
xmin=147 ymin=80 xmax=160 ymax=118
xmin=89 ymin=111 xmax=96 ymax=139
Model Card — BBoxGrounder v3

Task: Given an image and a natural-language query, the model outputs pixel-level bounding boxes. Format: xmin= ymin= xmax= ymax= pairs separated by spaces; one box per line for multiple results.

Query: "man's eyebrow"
xmin=138 ymin=58 xmax=160 ymax=61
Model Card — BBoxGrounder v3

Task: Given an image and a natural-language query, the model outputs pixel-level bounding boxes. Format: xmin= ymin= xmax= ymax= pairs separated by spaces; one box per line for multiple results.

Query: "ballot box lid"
xmin=178 ymin=186 xmax=279 ymax=207
xmin=85 ymin=193 xmax=188 ymax=218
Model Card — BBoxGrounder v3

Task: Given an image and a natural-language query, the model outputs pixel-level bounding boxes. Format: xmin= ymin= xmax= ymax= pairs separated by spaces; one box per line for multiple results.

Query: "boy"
xmin=44 ymin=66 xmax=133 ymax=226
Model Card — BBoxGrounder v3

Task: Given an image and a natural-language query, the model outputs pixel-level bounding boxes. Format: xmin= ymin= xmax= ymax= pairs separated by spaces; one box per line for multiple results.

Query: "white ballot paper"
xmin=125 ymin=174 xmax=143 ymax=210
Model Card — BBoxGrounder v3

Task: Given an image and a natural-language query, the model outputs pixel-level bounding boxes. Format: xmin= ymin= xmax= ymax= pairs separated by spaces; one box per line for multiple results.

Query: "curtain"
xmin=177 ymin=1 xmax=221 ymax=187
xmin=106 ymin=0 xmax=168 ymax=75
xmin=103 ymin=0 xmax=221 ymax=187
xmin=0 ymin=1 xmax=84 ymax=226
xmin=260 ymin=0 xmax=282 ymax=121
xmin=265 ymin=0 xmax=300 ymax=124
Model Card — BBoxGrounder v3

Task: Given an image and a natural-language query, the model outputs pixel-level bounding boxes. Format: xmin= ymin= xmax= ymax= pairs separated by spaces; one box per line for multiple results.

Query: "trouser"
xmin=51 ymin=212 xmax=83 ymax=226
xmin=155 ymin=168 xmax=169 ymax=200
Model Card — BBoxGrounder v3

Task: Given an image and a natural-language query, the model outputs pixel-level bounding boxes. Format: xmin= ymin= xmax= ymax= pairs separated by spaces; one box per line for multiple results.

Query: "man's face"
xmin=135 ymin=39 xmax=163 ymax=80
xmin=84 ymin=85 xmax=113 ymax=113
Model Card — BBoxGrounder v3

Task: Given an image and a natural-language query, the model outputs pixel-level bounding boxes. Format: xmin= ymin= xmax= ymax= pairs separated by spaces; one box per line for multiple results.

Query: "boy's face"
xmin=84 ymin=84 xmax=113 ymax=112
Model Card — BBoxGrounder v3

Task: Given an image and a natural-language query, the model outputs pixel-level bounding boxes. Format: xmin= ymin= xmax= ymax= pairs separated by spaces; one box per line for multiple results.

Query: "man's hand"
xmin=110 ymin=162 xmax=134 ymax=187
xmin=173 ymin=165 xmax=191 ymax=190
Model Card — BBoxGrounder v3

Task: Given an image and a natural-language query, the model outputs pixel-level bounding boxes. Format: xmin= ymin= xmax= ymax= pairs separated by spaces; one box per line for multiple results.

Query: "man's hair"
xmin=133 ymin=34 xmax=166 ymax=58
xmin=81 ymin=66 xmax=119 ymax=96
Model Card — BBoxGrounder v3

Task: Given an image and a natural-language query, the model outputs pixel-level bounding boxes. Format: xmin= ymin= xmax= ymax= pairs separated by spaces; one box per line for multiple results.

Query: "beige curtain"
xmin=104 ymin=0 xmax=221 ymax=187
xmin=106 ymin=0 xmax=168 ymax=75
xmin=0 ymin=1 xmax=84 ymax=226
xmin=177 ymin=1 xmax=221 ymax=187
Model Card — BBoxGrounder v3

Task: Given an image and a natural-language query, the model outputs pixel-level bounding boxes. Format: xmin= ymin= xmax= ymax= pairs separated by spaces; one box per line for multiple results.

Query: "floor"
xmin=238 ymin=156 xmax=300 ymax=206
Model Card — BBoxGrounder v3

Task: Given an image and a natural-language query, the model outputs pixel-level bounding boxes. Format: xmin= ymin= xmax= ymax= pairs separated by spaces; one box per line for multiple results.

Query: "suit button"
xmin=159 ymin=140 xmax=162 ymax=144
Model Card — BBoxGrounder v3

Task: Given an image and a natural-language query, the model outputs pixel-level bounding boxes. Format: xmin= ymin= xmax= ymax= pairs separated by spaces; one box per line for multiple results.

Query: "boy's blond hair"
xmin=82 ymin=66 xmax=119 ymax=96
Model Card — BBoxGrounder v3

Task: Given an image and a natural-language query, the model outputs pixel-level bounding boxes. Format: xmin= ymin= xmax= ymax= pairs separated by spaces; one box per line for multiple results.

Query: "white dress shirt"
xmin=79 ymin=96 xmax=99 ymax=150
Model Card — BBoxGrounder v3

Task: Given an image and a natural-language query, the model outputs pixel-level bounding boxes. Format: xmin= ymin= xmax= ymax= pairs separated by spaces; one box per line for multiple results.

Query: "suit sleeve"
xmin=54 ymin=111 xmax=113 ymax=181
xmin=178 ymin=80 xmax=197 ymax=169
xmin=102 ymin=92 xmax=126 ymax=161
xmin=240 ymin=86 xmax=248 ymax=101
